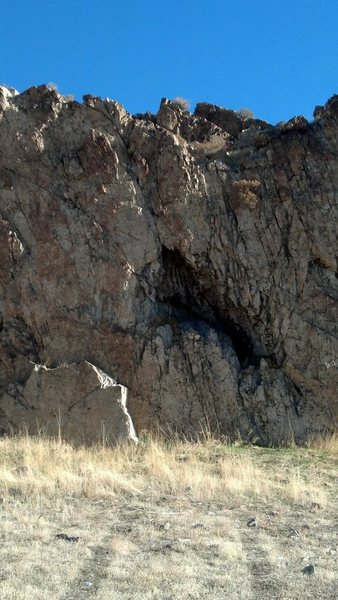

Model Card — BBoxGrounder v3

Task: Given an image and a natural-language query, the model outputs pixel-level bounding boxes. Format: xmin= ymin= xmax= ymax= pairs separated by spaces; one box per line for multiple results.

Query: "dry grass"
xmin=0 ymin=433 xmax=334 ymax=505
xmin=189 ymin=136 xmax=228 ymax=159
xmin=0 ymin=433 xmax=337 ymax=599
xmin=308 ymin=431 xmax=338 ymax=453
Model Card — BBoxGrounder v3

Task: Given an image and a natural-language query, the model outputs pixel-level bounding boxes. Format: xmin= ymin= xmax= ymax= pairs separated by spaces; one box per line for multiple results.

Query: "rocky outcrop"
xmin=1 ymin=361 xmax=137 ymax=444
xmin=0 ymin=84 xmax=337 ymax=444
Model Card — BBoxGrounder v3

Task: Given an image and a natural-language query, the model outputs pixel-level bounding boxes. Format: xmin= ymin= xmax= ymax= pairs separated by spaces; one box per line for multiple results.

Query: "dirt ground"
xmin=0 ymin=440 xmax=337 ymax=599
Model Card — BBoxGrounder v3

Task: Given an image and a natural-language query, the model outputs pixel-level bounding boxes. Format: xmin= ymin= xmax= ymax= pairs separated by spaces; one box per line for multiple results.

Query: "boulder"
xmin=1 ymin=361 xmax=138 ymax=445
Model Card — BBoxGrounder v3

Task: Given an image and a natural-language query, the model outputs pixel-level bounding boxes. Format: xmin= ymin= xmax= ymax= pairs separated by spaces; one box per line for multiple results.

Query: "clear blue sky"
xmin=2 ymin=0 xmax=337 ymax=123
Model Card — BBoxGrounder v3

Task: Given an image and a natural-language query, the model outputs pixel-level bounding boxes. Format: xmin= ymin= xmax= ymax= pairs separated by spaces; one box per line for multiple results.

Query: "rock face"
xmin=0 ymin=85 xmax=337 ymax=444
xmin=1 ymin=361 xmax=138 ymax=444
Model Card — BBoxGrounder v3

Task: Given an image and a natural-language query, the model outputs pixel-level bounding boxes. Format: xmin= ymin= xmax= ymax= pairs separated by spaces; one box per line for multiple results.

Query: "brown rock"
xmin=0 ymin=86 xmax=337 ymax=444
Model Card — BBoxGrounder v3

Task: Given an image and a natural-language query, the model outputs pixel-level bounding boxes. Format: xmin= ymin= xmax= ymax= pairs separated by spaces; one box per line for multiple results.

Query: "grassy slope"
xmin=0 ymin=435 xmax=337 ymax=599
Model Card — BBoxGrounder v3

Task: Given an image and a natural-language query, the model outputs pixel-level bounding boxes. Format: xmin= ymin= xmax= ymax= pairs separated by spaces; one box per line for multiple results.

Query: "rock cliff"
xmin=0 ymin=85 xmax=337 ymax=444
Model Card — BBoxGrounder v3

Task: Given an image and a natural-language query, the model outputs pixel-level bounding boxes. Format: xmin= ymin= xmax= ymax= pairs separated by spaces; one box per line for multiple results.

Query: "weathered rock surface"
xmin=1 ymin=361 xmax=137 ymax=444
xmin=0 ymin=84 xmax=337 ymax=444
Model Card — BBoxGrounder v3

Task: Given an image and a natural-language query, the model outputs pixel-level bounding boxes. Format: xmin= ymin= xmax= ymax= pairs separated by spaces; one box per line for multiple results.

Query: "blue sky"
xmin=2 ymin=0 xmax=337 ymax=123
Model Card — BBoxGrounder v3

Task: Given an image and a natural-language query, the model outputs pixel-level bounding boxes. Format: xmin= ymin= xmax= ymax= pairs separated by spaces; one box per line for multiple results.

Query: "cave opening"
xmin=157 ymin=247 xmax=259 ymax=367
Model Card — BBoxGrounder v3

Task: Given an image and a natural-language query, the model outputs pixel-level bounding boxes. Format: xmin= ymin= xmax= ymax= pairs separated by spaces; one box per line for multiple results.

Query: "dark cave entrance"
xmin=157 ymin=247 xmax=259 ymax=367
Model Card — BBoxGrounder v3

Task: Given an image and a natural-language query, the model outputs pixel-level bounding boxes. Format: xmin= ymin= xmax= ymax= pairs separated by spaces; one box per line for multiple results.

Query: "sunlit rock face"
xmin=1 ymin=361 xmax=138 ymax=445
xmin=0 ymin=85 xmax=337 ymax=444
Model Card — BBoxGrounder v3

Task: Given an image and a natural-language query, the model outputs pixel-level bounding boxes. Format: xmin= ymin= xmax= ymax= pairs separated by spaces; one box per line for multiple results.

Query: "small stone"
xmin=14 ymin=465 xmax=28 ymax=475
xmin=55 ymin=533 xmax=79 ymax=543
xmin=302 ymin=564 xmax=315 ymax=575
xmin=247 ymin=517 xmax=257 ymax=527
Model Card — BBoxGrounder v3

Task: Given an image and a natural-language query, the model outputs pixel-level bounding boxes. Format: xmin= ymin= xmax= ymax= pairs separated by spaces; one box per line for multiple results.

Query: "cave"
xmin=157 ymin=247 xmax=259 ymax=367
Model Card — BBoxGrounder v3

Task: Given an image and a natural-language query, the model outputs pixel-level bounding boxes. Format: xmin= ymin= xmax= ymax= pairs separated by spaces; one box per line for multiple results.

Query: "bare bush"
xmin=238 ymin=107 xmax=254 ymax=120
xmin=189 ymin=136 xmax=227 ymax=160
xmin=171 ymin=96 xmax=191 ymax=111
xmin=47 ymin=82 xmax=59 ymax=92
xmin=232 ymin=179 xmax=260 ymax=209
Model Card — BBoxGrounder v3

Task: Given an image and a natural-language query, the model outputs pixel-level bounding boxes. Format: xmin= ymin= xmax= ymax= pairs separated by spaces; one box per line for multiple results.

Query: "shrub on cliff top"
xmin=238 ymin=107 xmax=254 ymax=120
xmin=172 ymin=96 xmax=191 ymax=111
